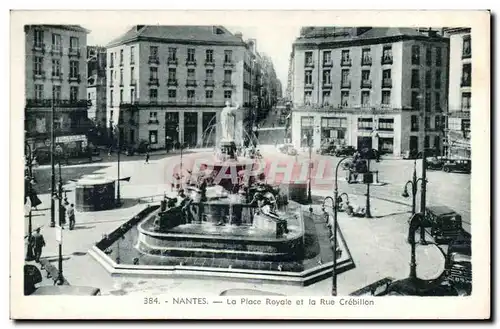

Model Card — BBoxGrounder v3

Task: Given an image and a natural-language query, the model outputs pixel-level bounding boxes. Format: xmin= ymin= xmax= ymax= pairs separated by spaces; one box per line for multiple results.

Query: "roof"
xmin=107 ymin=25 xmax=246 ymax=48
xmin=41 ymin=25 xmax=90 ymax=33
xmin=294 ymin=27 xmax=444 ymax=46
xmin=426 ymin=205 xmax=458 ymax=216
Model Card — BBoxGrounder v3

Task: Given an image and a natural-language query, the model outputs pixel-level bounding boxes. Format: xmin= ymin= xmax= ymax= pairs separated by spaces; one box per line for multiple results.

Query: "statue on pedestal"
xmin=220 ymin=101 xmax=240 ymax=143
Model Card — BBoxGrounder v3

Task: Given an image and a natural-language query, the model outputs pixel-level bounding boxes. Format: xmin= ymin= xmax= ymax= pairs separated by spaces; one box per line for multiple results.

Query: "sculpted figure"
xmin=220 ymin=101 xmax=240 ymax=142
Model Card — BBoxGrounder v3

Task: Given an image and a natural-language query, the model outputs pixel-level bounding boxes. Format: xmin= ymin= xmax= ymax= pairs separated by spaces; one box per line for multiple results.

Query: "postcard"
xmin=10 ymin=9 xmax=490 ymax=320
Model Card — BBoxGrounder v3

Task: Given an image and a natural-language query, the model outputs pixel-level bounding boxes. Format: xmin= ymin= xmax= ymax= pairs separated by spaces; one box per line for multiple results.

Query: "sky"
xmin=85 ymin=23 xmax=302 ymax=95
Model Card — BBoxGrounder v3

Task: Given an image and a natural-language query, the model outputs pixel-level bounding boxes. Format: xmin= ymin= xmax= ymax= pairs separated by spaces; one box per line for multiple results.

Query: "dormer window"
xmin=213 ymin=27 xmax=225 ymax=35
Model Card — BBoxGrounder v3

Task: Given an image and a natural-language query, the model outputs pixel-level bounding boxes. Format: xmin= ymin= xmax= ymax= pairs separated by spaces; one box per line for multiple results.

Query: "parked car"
xmin=424 ymin=205 xmax=464 ymax=243
xmin=427 ymin=156 xmax=447 ymax=170
xmin=349 ymin=276 xmax=459 ymax=296
xmin=442 ymin=159 xmax=471 ymax=173
xmin=318 ymin=141 xmax=336 ymax=155
xmin=357 ymin=148 xmax=380 ymax=161
xmin=278 ymin=144 xmax=297 ymax=156
xmin=403 ymin=148 xmax=439 ymax=160
xmin=32 ymin=147 xmax=52 ymax=165
xmin=334 ymin=146 xmax=357 ymax=157
xmin=445 ymin=232 xmax=472 ymax=291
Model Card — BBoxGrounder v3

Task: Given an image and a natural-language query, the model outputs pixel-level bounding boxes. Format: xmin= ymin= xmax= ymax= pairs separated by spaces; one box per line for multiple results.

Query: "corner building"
xmin=106 ymin=25 xmax=260 ymax=150
xmin=290 ymin=27 xmax=449 ymax=157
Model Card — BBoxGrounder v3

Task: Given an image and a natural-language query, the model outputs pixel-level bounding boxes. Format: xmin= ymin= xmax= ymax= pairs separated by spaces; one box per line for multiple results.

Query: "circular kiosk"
xmin=75 ymin=175 xmax=115 ymax=212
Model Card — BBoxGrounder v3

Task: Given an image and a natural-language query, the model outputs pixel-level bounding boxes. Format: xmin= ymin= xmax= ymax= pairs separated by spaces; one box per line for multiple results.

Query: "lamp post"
xmin=111 ymin=121 xmax=122 ymax=207
xmin=419 ymin=94 xmax=428 ymax=245
xmin=50 ymin=91 xmax=56 ymax=227
xmin=55 ymin=154 xmax=64 ymax=285
xmin=307 ymin=131 xmax=313 ymax=205
xmin=402 ymin=160 xmax=425 ymax=216
xmin=24 ymin=141 xmax=35 ymax=261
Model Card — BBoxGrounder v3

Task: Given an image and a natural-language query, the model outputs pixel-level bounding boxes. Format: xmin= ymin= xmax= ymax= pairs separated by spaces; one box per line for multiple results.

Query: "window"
xmin=34 ymin=85 xmax=43 ymax=100
xmin=130 ymin=89 xmax=136 ymax=103
xmin=51 ymin=59 xmax=61 ymax=76
xmin=205 ymin=49 xmax=213 ymax=63
xmin=109 ymin=53 xmax=114 ymax=67
xmin=425 ymin=71 xmax=431 ymax=89
xmin=378 ymin=118 xmax=394 ymax=131
xmin=426 ymin=47 xmax=432 ymax=66
xmin=305 ymin=52 xmax=313 ymax=66
xmin=130 ymin=67 xmax=135 ymax=84
xmin=187 ymin=48 xmax=195 ymax=62
xmin=206 ymin=90 xmax=213 ymax=99
xmin=120 ymin=69 xmax=124 ymax=85
xmin=382 ymin=69 xmax=391 ymax=80
xmin=304 ymin=91 xmax=312 ymax=105
xmin=224 ymin=50 xmax=232 ymax=63
xmin=357 ymin=118 xmax=373 ymax=130
xmin=425 ymin=116 xmax=430 ymax=130
xmin=51 ymin=33 xmax=61 ymax=51
xmin=52 ymin=86 xmax=61 ymax=100
xmin=382 ymin=91 xmax=391 ymax=105
xmin=149 ymin=89 xmax=158 ymax=103
xmin=436 ymin=47 xmax=442 ymax=66
xmin=435 ymin=70 xmax=442 ymax=89
xmin=361 ymin=91 xmax=370 ymax=106
xmin=206 ymin=69 xmax=213 ymax=79
xmin=305 ymin=71 xmax=312 ymax=85
xmin=130 ymin=46 xmax=135 ymax=64
xmin=411 ymin=45 xmax=420 ymax=65
xmin=300 ymin=117 xmax=314 ymax=147
xmin=150 ymin=46 xmax=158 ymax=57
xmin=322 ymin=91 xmax=331 ymax=106
xmin=168 ymin=68 xmax=176 ymax=81
xmin=149 ymin=130 xmax=158 ymax=144
xmin=461 ymin=92 xmax=471 ymax=110
xmin=188 ymin=68 xmax=196 ymax=80
xmin=34 ymin=30 xmax=44 ymax=47
xmin=150 ymin=67 xmax=158 ymax=79
xmin=120 ymin=89 xmax=123 ymax=104
xmin=411 ymin=115 xmax=419 ymax=131
xmin=462 ymin=35 xmax=471 ymax=58
xmin=169 ymin=47 xmax=177 ymax=60
xmin=70 ymin=86 xmax=78 ymax=101
xmin=110 ymin=90 xmax=113 ymax=106
xmin=462 ymin=63 xmax=471 ymax=87
xmin=341 ymin=50 xmax=350 ymax=64
xmin=323 ymin=51 xmax=331 ymax=64
xmin=434 ymin=92 xmax=441 ymax=111
xmin=382 ymin=45 xmax=392 ymax=63
xmin=411 ymin=69 xmax=420 ymax=88
xmin=34 ymin=56 xmax=43 ymax=75
xmin=224 ymin=70 xmax=232 ymax=82
xmin=168 ymin=89 xmax=176 ymax=99
xmin=321 ymin=117 xmax=347 ymax=128
xmin=120 ymin=49 xmax=124 ymax=64
xmin=149 ymin=112 xmax=157 ymax=119
xmin=362 ymin=48 xmax=372 ymax=65
xmin=362 ymin=70 xmax=370 ymax=81
xmin=411 ymin=91 xmax=420 ymax=110
xmin=110 ymin=70 xmax=114 ymax=85
xmin=382 ymin=69 xmax=391 ymax=87
xmin=69 ymin=61 xmax=79 ymax=78
xmin=424 ymin=136 xmax=430 ymax=148
xmin=224 ymin=90 xmax=232 ymax=99
xmin=425 ymin=91 xmax=431 ymax=112
xmin=323 ymin=70 xmax=331 ymax=85
xmin=187 ymin=90 xmax=195 ymax=100
xmin=434 ymin=116 xmax=441 ymax=130
xmin=341 ymin=91 xmax=349 ymax=107
xmin=341 ymin=69 xmax=350 ymax=84
xmin=70 ymin=37 xmax=79 ymax=51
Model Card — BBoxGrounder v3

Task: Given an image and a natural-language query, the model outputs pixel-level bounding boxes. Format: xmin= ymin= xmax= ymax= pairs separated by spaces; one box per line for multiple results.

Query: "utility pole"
xmin=50 ymin=93 xmax=56 ymax=227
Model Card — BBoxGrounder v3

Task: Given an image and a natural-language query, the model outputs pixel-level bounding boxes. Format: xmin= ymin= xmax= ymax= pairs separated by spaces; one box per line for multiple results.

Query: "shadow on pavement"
xmin=71 ymin=251 xmax=88 ymax=256
xmin=70 ymin=225 xmax=96 ymax=231
xmin=372 ymin=211 xmax=411 ymax=219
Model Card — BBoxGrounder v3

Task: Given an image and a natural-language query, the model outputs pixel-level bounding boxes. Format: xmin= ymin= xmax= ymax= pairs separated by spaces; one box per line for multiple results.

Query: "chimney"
xmin=136 ymin=25 xmax=145 ymax=32
xmin=235 ymin=32 xmax=243 ymax=39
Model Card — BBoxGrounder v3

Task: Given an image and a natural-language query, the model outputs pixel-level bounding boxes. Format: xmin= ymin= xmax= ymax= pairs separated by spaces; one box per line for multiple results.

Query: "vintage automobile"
xmin=349 ymin=276 xmax=460 ymax=296
xmin=426 ymin=156 xmax=447 ymax=170
xmin=317 ymin=141 xmax=336 ymax=155
xmin=278 ymin=143 xmax=297 ymax=156
xmin=442 ymin=159 xmax=471 ymax=173
xmin=445 ymin=232 xmax=472 ymax=291
xmin=334 ymin=145 xmax=357 ymax=157
xmin=425 ymin=205 xmax=464 ymax=243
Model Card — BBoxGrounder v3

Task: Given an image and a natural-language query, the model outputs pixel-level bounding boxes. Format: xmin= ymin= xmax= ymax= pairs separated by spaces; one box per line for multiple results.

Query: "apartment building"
xmin=24 ymin=25 xmax=91 ymax=151
xmin=443 ymin=27 xmax=471 ymax=159
xmin=105 ymin=25 xmax=267 ymax=150
xmin=289 ymin=27 xmax=449 ymax=157
xmin=87 ymin=46 xmax=107 ymax=126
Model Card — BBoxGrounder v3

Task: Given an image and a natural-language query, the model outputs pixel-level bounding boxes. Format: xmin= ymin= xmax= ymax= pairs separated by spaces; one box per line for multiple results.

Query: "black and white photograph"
xmin=10 ymin=10 xmax=490 ymax=320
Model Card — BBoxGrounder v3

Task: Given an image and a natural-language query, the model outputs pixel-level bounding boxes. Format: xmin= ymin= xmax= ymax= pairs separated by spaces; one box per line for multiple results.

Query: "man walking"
xmin=31 ymin=228 xmax=45 ymax=263
xmin=67 ymin=203 xmax=76 ymax=230
xmin=145 ymin=150 xmax=150 ymax=164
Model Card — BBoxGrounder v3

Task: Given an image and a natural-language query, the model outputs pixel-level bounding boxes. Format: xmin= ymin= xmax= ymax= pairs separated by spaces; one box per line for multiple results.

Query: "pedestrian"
xmin=145 ymin=151 xmax=150 ymax=164
xmin=30 ymin=228 xmax=45 ymax=263
xmin=67 ymin=203 xmax=75 ymax=230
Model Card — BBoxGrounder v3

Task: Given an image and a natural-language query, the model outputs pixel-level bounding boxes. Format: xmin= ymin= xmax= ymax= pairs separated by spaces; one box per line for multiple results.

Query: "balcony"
xmin=33 ymin=71 xmax=46 ymax=80
xmin=186 ymin=60 xmax=197 ymax=66
xmin=341 ymin=81 xmax=351 ymax=89
xmin=304 ymin=82 xmax=314 ymax=89
xmin=130 ymin=80 xmax=137 ymax=86
xmin=26 ymin=99 xmax=91 ymax=108
xmin=167 ymin=58 xmax=178 ymax=65
xmin=304 ymin=60 xmax=314 ymax=68
xmin=361 ymin=80 xmax=372 ymax=89
xmin=148 ymin=78 xmax=159 ymax=86
xmin=223 ymin=81 xmax=235 ymax=88
xmin=381 ymin=55 xmax=393 ymax=65
xmin=167 ymin=79 xmax=178 ymax=87
xmin=148 ymin=56 xmax=160 ymax=65
xmin=382 ymin=78 xmax=392 ymax=88
xmin=362 ymin=57 xmax=372 ymax=66
xmin=68 ymin=74 xmax=81 ymax=84
xmin=461 ymin=77 xmax=471 ymax=87
xmin=341 ymin=58 xmax=352 ymax=67
xmin=50 ymin=73 xmax=63 ymax=82
xmin=204 ymin=79 xmax=215 ymax=87
xmin=322 ymin=60 xmax=333 ymax=67
xmin=462 ymin=49 xmax=471 ymax=59
xmin=149 ymin=98 xmax=158 ymax=104
xmin=32 ymin=43 xmax=45 ymax=54
xmin=186 ymin=79 xmax=197 ymax=87
xmin=322 ymin=82 xmax=332 ymax=89
xmin=121 ymin=100 xmax=227 ymax=108
xmin=204 ymin=60 xmax=215 ymax=67
xmin=68 ymin=48 xmax=80 ymax=58
xmin=50 ymin=46 xmax=63 ymax=56
xmin=223 ymin=61 xmax=234 ymax=68
xmin=148 ymin=119 xmax=160 ymax=124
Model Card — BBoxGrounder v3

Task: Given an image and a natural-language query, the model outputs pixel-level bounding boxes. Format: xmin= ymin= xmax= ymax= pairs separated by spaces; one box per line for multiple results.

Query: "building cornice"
xmin=291 ymin=104 xmax=418 ymax=115
xmin=107 ymin=36 xmax=247 ymax=49
xmin=442 ymin=27 xmax=471 ymax=35
xmin=293 ymin=35 xmax=449 ymax=50
xmin=25 ymin=24 xmax=90 ymax=34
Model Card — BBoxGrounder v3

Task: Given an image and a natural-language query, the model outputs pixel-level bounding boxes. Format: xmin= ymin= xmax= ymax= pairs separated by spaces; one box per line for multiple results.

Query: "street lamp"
xmin=111 ymin=120 xmax=122 ymax=207
xmin=24 ymin=141 xmax=35 ymax=261
xmin=417 ymin=94 xmax=429 ymax=245
xmin=402 ymin=160 xmax=425 ymax=216
xmin=50 ymin=90 xmax=56 ymax=227
xmin=307 ymin=132 xmax=313 ymax=205
xmin=51 ymin=152 xmax=65 ymax=285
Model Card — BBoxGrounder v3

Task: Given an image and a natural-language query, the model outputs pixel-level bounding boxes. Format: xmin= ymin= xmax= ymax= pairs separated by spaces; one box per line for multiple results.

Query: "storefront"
xmin=321 ymin=117 xmax=347 ymax=146
xmin=184 ymin=112 xmax=198 ymax=148
xmin=300 ymin=116 xmax=314 ymax=148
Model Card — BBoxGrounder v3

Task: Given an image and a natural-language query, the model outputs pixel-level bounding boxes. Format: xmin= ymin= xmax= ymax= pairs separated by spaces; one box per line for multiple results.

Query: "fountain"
xmin=90 ymin=101 xmax=355 ymax=286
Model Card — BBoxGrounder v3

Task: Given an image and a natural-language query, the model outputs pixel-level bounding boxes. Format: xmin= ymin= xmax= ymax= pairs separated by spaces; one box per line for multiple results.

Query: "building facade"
xmin=106 ymin=25 xmax=272 ymax=150
xmin=87 ymin=46 xmax=107 ymax=126
xmin=290 ymin=27 xmax=449 ymax=157
xmin=443 ymin=28 xmax=471 ymax=159
xmin=24 ymin=25 xmax=91 ymax=151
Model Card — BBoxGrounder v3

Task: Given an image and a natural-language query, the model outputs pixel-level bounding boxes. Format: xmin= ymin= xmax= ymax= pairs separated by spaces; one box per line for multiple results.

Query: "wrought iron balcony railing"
xmin=222 ymin=81 xmax=234 ymax=88
xmin=204 ymin=60 xmax=215 ymax=67
xmin=223 ymin=61 xmax=234 ymax=68
xmin=362 ymin=57 xmax=372 ymax=66
xmin=341 ymin=58 xmax=352 ymax=67
xmin=69 ymin=74 xmax=81 ymax=84
xmin=186 ymin=79 xmax=197 ymax=87
xmin=322 ymin=82 xmax=332 ymax=89
xmin=26 ymin=99 xmax=91 ymax=108
xmin=33 ymin=71 xmax=46 ymax=80
xmin=148 ymin=56 xmax=160 ymax=65
xmin=361 ymin=80 xmax=372 ymax=88
xmin=68 ymin=48 xmax=80 ymax=57
xmin=186 ymin=60 xmax=197 ymax=66
xmin=148 ymin=78 xmax=160 ymax=86
xmin=381 ymin=55 xmax=393 ymax=65
xmin=167 ymin=58 xmax=178 ymax=65
xmin=32 ymin=43 xmax=45 ymax=53
xmin=341 ymin=81 xmax=351 ymax=89
xmin=322 ymin=60 xmax=333 ymax=67
xmin=167 ymin=79 xmax=178 ymax=87
xmin=204 ymin=79 xmax=215 ymax=87
xmin=304 ymin=82 xmax=314 ymax=89
xmin=382 ymin=78 xmax=392 ymax=88
xmin=50 ymin=45 xmax=63 ymax=56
